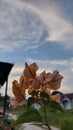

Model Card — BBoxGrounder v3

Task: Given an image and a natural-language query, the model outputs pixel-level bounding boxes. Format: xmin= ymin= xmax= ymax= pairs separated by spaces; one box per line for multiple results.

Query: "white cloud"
xmin=11 ymin=65 xmax=24 ymax=74
xmin=0 ymin=0 xmax=73 ymax=97
xmin=0 ymin=0 xmax=45 ymax=52
xmin=0 ymin=0 xmax=73 ymax=52
xmin=20 ymin=0 xmax=73 ymax=49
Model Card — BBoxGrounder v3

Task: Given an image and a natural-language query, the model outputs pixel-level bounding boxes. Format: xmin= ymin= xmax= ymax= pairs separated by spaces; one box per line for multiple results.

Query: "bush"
xmin=0 ymin=116 xmax=15 ymax=130
xmin=61 ymin=119 xmax=73 ymax=130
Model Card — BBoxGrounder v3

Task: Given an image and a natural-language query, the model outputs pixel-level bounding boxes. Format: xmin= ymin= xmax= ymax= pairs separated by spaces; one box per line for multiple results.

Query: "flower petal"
xmin=50 ymin=93 xmax=60 ymax=103
xmin=23 ymin=62 xmax=38 ymax=79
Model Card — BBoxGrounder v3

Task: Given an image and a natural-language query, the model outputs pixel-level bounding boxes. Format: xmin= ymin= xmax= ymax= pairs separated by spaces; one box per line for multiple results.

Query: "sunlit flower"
xmin=10 ymin=62 xmax=63 ymax=106
xmin=23 ymin=62 xmax=38 ymax=79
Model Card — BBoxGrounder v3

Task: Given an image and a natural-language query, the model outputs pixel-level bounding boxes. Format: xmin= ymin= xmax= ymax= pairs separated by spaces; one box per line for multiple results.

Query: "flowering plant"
xmin=10 ymin=62 xmax=63 ymax=130
xmin=10 ymin=62 xmax=63 ymax=107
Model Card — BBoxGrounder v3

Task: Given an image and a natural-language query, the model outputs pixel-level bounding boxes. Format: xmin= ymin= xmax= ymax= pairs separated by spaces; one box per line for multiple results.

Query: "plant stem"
xmin=42 ymin=105 xmax=52 ymax=130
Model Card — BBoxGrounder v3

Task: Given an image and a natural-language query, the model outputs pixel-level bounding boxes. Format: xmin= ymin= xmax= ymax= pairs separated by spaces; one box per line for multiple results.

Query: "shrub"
xmin=61 ymin=119 xmax=73 ymax=130
xmin=0 ymin=116 xmax=15 ymax=130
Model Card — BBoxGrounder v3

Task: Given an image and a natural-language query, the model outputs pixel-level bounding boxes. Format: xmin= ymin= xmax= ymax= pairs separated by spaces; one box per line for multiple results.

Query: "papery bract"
xmin=10 ymin=62 xmax=63 ymax=107
xmin=23 ymin=62 xmax=38 ymax=79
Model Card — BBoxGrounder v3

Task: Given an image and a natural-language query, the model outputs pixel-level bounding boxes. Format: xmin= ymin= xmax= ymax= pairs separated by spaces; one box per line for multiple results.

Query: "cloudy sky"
xmin=0 ymin=0 xmax=73 ymax=97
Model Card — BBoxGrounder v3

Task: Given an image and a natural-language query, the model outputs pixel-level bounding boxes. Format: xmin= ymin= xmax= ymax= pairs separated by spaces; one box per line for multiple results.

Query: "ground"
xmin=20 ymin=122 xmax=60 ymax=130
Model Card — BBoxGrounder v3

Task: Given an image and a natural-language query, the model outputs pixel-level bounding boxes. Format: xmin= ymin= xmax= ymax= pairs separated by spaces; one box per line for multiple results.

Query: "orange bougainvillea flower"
xmin=50 ymin=93 xmax=60 ymax=103
xmin=30 ymin=79 xmax=40 ymax=89
xmin=48 ymin=70 xmax=63 ymax=90
xmin=10 ymin=97 xmax=26 ymax=107
xmin=23 ymin=62 xmax=38 ymax=79
xmin=39 ymin=71 xmax=53 ymax=84
xmin=10 ymin=79 xmax=26 ymax=107
xmin=39 ymin=70 xmax=63 ymax=90
xmin=12 ymin=80 xmax=26 ymax=100
xmin=10 ymin=62 xmax=63 ymax=107
xmin=28 ymin=87 xmax=35 ymax=95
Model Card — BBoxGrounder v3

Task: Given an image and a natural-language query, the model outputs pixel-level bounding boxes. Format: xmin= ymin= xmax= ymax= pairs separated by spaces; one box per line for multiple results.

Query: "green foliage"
xmin=8 ymin=106 xmax=26 ymax=115
xmin=0 ymin=117 xmax=15 ymax=130
xmin=14 ymin=108 xmax=42 ymax=126
xmin=0 ymin=95 xmax=10 ymax=108
xmin=61 ymin=119 xmax=73 ymax=130
xmin=27 ymin=92 xmax=63 ymax=130
xmin=40 ymin=92 xmax=50 ymax=106
xmin=27 ymin=97 xmax=37 ymax=108
xmin=11 ymin=91 xmax=63 ymax=130
xmin=10 ymin=106 xmax=73 ymax=129
xmin=0 ymin=117 xmax=10 ymax=127
xmin=27 ymin=92 xmax=51 ymax=108
xmin=40 ymin=92 xmax=50 ymax=100
xmin=50 ymin=101 xmax=64 ymax=112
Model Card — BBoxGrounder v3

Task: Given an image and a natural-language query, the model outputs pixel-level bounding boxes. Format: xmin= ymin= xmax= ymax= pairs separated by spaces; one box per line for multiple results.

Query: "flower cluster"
xmin=10 ymin=62 xmax=63 ymax=107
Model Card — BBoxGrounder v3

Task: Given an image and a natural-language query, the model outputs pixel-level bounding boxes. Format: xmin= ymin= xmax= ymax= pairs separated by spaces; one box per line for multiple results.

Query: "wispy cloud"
xmin=23 ymin=0 xmax=73 ymax=49
xmin=0 ymin=0 xmax=45 ymax=52
xmin=0 ymin=0 xmax=73 ymax=52
xmin=0 ymin=0 xmax=73 ymax=96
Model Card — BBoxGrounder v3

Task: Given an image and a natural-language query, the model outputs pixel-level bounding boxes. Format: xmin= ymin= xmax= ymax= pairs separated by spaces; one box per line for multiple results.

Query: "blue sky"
xmin=0 ymin=0 xmax=73 ymax=97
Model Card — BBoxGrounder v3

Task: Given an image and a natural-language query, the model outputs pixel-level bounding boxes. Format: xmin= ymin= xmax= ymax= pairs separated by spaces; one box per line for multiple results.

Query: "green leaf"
xmin=27 ymin=97 xmax=39 ymax=108
xmin=27 ymin=97 xmax=38 ymax=108
xmin=15 ymin=108 xmax=42 ymax=125
xmin=40 ymin=92 xmax=50 ymax=101
xmin=50 ymin=101 xmax=64 ymax=112
xmin=40 ymin=98 xmax=50 ymax=106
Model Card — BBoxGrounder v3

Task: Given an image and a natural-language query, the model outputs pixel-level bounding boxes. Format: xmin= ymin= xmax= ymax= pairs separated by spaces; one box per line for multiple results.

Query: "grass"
xmin=8 ymin=106 xmax=26 ymax=115
xmin=61 ymin=119 xmax=73 ymax=130
xmin=7 ymin=106 xmax=73 ymax=129
xmin=40 ymin=108 xmax=73 ymax=128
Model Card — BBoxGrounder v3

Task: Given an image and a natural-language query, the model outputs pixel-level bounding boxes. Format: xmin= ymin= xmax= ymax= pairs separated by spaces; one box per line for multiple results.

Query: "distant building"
xmin=60 ymin=94 xmax=72 ymax=110
xmin=64 ymin=93 xmax=73 ymax=109
xmin=52 ymin=91 xmax=73 ymax=110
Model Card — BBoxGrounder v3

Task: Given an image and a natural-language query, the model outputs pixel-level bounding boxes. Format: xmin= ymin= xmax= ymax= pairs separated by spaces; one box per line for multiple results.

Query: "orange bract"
xmin=50 ymin=93 xmax=60 ymax=103
xmin=10 ymin=62 xmax=63 ymax=107
xmin=23 ymin=62 xmax=38 ymax=79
